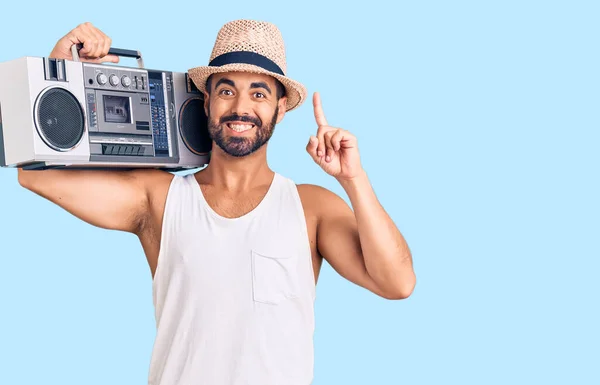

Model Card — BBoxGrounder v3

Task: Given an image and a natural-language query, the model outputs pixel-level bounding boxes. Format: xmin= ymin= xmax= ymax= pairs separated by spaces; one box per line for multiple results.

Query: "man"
xmin=17 ymin=20 xmax=415 ymax=384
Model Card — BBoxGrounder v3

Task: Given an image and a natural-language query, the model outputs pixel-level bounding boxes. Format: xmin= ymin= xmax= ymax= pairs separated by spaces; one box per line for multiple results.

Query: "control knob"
xmin=109 ymin=74 xmax=120 ymax=86
xmin=96 ymin=73 xmax=108 ymax=85
xmin=121 ymin=75 xmax=132 ymax=87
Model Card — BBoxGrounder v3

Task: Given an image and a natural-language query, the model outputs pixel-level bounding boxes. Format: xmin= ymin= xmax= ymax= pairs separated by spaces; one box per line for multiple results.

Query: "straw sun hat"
xmin=187 ymin=19 xmax=307 ymax=112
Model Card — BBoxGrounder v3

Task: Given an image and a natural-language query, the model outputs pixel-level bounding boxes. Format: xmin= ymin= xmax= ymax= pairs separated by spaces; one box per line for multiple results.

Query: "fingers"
xmin=313 ymin=92 xmax=328 ymax=127
xmin=305 ymin=135 xmax=321 ymax=164
xmin=306 ymin=133 xmax=330 ymax=165
xmin=66 ymin=22 xmax=116 ymax=63
xmin=87 ymin=27 xmax=105 ymax=58
xmin=310 ymin=126 xmax=344 ymax=162
xmin=79 ymin=23 xmax=103 ymax=58
xmin=311 ymin=128 xmax=356 ymax=160
xmin=323 ymin=130 xmax=335 ymax=162
xmin=94 ymin=26 xmax=117 ymax=62
xmin=91 ymin=31 xmax=118 ymax=63
xmin=310 ymin=91 xmax=356 ymax=163
xmin=316 ymin=124 xmax=331 ymax=158
xmin=66 ymin=28 xmax=92 ymax=55
xmin=313 ymin=92 xmax=334 ymax=158
xmin=99 ymin=34 xmax=118 ymax=63
xmin=330 ymin=129 xmax=344 ymax=151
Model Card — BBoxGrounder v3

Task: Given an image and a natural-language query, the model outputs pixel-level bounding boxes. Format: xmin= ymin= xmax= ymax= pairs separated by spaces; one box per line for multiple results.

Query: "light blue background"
xmin=0 ymin=1 xmax=598 ymax=384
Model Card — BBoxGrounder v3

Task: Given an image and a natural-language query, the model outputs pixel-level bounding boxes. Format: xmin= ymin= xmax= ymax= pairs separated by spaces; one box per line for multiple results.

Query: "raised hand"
xmin=49 ymin=22 xmax=119 ymax=64
xmin=306 ymin=92 xmax=364 ymax=181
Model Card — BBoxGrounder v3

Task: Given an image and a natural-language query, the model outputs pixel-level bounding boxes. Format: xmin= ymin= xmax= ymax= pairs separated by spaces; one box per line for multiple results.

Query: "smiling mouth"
xmin=226 ymin=123 xmax=255 ymax=132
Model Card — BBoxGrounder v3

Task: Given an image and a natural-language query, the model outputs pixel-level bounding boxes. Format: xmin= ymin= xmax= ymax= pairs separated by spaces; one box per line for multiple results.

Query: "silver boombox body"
xmin=0 ymin=46 xmax=212 ymax=170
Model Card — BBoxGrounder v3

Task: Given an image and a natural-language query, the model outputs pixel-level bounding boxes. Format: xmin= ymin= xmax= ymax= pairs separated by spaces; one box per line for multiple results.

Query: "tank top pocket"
xmin=251 ymin=249 xmax=300 ymax=305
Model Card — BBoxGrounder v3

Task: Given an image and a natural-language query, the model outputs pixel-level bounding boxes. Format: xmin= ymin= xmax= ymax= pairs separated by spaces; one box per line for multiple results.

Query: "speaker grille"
xmin=35 ymin=87 xmax=85 ymax=151
xmin=179 ymin=97 xmax=211 ymax=155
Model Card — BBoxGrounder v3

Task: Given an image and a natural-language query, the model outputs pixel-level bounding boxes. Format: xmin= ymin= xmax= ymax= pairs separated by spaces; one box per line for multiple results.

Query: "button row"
xmin=102 ymin=144 xmax=144 ymax=156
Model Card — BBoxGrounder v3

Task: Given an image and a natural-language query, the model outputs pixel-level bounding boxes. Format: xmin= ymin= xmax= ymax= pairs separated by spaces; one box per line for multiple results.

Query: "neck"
xmin=198 ymin=143 xmax=274 ymax=192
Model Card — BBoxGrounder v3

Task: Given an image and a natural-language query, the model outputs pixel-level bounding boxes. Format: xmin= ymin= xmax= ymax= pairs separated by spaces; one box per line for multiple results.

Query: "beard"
xmin=207 ymin=105 xmax=279 ymax=157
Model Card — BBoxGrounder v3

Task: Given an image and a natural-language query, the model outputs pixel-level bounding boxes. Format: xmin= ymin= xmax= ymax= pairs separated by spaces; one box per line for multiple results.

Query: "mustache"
xmin=220 ymin=114 xmax=262 ymax=127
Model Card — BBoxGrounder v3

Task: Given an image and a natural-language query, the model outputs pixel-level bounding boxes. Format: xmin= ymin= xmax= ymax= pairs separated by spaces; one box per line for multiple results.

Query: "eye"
xmin=219 ymin=89 xmax=233 ymax=96
xmin=254 ymin=92 xmax=265 ymax=98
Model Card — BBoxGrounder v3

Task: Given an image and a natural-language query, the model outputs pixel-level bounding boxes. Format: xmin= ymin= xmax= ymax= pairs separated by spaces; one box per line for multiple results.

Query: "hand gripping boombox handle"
xmin=71 ymin=43 xmax=145 ymax=68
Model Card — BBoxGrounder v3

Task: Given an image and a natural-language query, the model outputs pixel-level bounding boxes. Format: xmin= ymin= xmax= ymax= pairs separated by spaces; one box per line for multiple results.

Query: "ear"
xmin=275 ymin=96 xmax=287 ymax=124
xmin=203 ymin=91 xmax=210 ymax=116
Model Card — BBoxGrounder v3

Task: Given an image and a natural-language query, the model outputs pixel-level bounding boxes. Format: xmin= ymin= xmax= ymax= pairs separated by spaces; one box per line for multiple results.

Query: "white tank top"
xmin=148 ymin=172 xmax=316 ymax=385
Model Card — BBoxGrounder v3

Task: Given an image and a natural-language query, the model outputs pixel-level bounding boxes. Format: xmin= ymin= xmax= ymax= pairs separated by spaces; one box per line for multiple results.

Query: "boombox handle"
xmin=71 ymin=43 xmax=145 ymax=68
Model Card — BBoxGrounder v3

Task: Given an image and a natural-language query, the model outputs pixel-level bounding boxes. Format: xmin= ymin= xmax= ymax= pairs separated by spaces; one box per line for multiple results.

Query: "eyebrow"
xmin=215 ymin=78 xmax=235 ymax=89
xmin=250 ymin=82 xmax=272 ymax=95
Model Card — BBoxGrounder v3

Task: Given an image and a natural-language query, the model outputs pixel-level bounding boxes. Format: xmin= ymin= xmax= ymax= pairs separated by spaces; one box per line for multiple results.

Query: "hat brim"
xmin=187 ymin=63 xmax=307 ymax=112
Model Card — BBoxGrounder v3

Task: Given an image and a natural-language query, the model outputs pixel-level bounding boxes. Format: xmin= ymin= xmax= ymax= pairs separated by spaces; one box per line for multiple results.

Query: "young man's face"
xmin=204 ymin=71 xmax=287 ymax=157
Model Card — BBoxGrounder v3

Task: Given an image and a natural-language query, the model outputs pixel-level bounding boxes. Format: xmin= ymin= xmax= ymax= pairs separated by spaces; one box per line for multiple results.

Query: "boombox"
xmin=0 ymin=45 xmax=212 ymax=171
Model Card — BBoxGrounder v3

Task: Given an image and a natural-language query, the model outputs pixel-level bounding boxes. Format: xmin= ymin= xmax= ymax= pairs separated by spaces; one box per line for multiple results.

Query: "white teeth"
xmin=228 ymin=124 xmax=253 ymax=132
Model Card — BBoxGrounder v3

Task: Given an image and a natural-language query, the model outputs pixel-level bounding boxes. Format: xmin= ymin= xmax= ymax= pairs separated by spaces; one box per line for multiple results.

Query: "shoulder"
xmin=296 ymin=183 xmax=350 ymax=219
xmin=128 ymin=168 xmax=176 ymax=194
xmin=128 ymin=167 xmax=175 ymax=183
xmin=296 ymin=183 xmax=337 ymax=201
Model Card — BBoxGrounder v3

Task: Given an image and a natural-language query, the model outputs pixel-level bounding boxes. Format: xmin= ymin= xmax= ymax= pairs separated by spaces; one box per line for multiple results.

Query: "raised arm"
xmin=14 ymin=22 xmax=163 ymax=234
xmin=305 ymin=92 xmax=415 ymax=299
xmin=17 ymin=168 xmax=167 ymax=234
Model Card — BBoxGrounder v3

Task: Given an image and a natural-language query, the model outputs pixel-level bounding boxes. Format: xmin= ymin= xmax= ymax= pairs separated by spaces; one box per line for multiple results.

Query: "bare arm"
xmin=303 ymin=92 xmax=415 ymax=300
xmin=336 ymin=171 xmax=415 ymax=298
xmin=17 ymin=168 xmax=166 ymax=234
xmin=13 ymin=23 xmax=166 ymax=234
xmin=301 ymin=176 xmax=416 ymax=300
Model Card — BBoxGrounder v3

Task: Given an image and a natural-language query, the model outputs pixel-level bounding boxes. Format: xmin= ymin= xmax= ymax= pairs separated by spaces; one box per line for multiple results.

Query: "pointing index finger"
xmin=313 ymin=92 xmax=328 ymax=127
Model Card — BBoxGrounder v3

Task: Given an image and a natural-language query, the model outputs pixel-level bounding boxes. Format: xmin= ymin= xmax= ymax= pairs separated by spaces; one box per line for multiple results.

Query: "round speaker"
xmin=34 ymin=87 xmax=85 ymax=151
xmin=179 ymin=97 xmax=212 ymax=155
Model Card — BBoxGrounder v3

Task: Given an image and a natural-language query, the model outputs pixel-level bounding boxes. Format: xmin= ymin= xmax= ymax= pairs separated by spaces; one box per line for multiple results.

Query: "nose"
xmin=230 ymin=92 xmax=253 ymax=116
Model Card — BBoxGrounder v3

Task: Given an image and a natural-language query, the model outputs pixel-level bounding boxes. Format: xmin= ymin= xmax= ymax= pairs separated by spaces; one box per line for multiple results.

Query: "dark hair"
xmin=205 ymin=74 xmax=286 ymax=100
